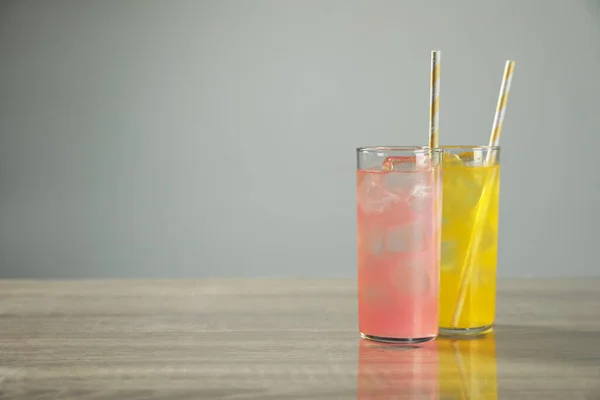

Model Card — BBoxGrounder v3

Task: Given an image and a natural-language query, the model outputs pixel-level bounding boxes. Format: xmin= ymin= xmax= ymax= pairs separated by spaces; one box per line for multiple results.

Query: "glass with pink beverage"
xmin=357 ymin=146 xmax=442 ymax=343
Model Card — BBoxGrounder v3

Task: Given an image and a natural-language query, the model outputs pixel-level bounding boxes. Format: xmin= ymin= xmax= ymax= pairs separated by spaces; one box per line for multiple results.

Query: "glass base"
xmin=438 ymin=324 xmax=494 ymax=338
xmin=360 ymin=332 xmax=436 ymax=344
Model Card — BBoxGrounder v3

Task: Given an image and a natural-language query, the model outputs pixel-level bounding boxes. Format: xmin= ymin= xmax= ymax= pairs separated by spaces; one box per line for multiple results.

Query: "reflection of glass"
xmin=438 ymin=333 xmax=498 ymax=400
xmin=357 ymin=340 xmax=439 ymax=399
xmin=357 ymin=334 xmax=498 ymax=400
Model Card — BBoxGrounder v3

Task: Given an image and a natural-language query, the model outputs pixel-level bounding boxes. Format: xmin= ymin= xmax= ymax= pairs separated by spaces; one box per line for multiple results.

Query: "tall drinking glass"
xmin=439 ymin=146 xmax=500 ymax=335
xmin=356 ymin=146 xmax=443 ymax=343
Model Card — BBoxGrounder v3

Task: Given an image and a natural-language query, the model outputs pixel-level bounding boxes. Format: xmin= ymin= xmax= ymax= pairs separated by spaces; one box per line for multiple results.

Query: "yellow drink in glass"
xmin=439 ymin=146 xmax=500 ymax=335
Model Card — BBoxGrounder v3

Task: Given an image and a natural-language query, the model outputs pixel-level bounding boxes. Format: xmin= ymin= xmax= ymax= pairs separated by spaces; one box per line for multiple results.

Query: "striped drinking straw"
xmin=452 ymin=60 xmax=516 ymax=327
xmin=429 ymin=50 xmax=441 ymax=148
xmin=486 ymin=60 xmax=516 ymax=163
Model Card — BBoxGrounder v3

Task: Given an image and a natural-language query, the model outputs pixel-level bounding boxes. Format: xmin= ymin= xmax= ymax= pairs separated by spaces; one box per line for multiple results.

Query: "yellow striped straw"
xmin=486 ymin=60 xmax=515 ymax=163
xmin=429 ymin=50 xmax=441 ymax=148
xmin=452 ymin=60 xmax=516 ymax=327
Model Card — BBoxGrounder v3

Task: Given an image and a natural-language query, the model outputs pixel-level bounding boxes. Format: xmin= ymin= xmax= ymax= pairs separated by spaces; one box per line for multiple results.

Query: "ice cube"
xmin=361 ymin=284 xmax=386 ymax=304
xmin=384 ymin=171 xmax=417 ymax=194
xmin=440 ymin=241 xmax=458 ymax=271
xmin=362 ymin=231 xmax=384 ymax=256
xmin=472 ymin=267 xmax=494 ymax=288
xmin=444 ymin=172 xmax=484 ymax=211
xmin=407 ymin=180 xmax=432 ymax=213
xmin=382 ymin=153 xmax=436 ymax=170
xmin=466 ymin=266 xmax=493 ymax=289
xmin=381 ymin=156 xmax=415 ymax=172
xmin=476 ymin=226 xmax=496 ymax=252
xmin=357 ymin=172 xmax=401 ymax=214
xmin=443 ymin=153 xmax=463 ymax=166
xmin=415 ymin=152 xmax=433 ymax=168
xmin=385 ymin=222 xmax=425 ymax=253
xmin=392 ymin=257 xmax=431 ymax=295
xmin=462 ymin=177 xmax=485 ymax=207
xmin=464 ymin=160 xmax=486 ymax=167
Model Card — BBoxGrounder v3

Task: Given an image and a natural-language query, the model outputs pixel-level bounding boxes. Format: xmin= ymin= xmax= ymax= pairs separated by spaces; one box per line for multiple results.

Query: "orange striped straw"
xmin=486 ymin=60 xmax=516 ymax=163
xmin=429 ymin=50 xmax=441 ymax=148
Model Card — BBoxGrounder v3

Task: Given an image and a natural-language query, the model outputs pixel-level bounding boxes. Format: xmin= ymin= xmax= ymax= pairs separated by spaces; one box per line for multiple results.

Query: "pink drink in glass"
xmin=356 ymin=148 xmax=441 ymax=343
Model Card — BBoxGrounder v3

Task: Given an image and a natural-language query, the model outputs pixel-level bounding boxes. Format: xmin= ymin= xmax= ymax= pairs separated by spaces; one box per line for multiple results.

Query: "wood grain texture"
xmin=0 ymin=279 xmax=599 ymax=399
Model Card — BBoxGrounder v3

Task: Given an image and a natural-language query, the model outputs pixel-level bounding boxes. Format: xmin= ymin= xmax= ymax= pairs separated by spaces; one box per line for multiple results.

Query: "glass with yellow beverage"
xmin=439 ymin=146 xmax=500 ymax=335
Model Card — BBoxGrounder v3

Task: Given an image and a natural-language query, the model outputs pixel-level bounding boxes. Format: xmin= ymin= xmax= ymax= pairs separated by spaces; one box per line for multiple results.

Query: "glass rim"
xmin=357 ymin=146 xmax=443 ymax=154
xmin=438 ymin=145 xmax=500 ymax=151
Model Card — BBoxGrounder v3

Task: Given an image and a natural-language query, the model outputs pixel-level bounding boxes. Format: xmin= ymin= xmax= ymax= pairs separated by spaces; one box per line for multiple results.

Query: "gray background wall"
xmin=0 ymin=0 xmax=599 ymax=278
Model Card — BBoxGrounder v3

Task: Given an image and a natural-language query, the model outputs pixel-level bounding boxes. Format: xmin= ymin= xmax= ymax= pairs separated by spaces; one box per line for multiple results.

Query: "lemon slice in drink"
xmin=458 ymin=151 xmax=475 ymax=161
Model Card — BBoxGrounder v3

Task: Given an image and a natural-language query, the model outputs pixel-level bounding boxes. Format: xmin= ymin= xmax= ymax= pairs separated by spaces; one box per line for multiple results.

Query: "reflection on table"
xmin=357 ymin=333 xmax=497 ymax=399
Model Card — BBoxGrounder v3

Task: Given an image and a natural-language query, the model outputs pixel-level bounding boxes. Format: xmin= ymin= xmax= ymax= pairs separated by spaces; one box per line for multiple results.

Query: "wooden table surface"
xmin=0 ymin=279 xmax=599 ymax=399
